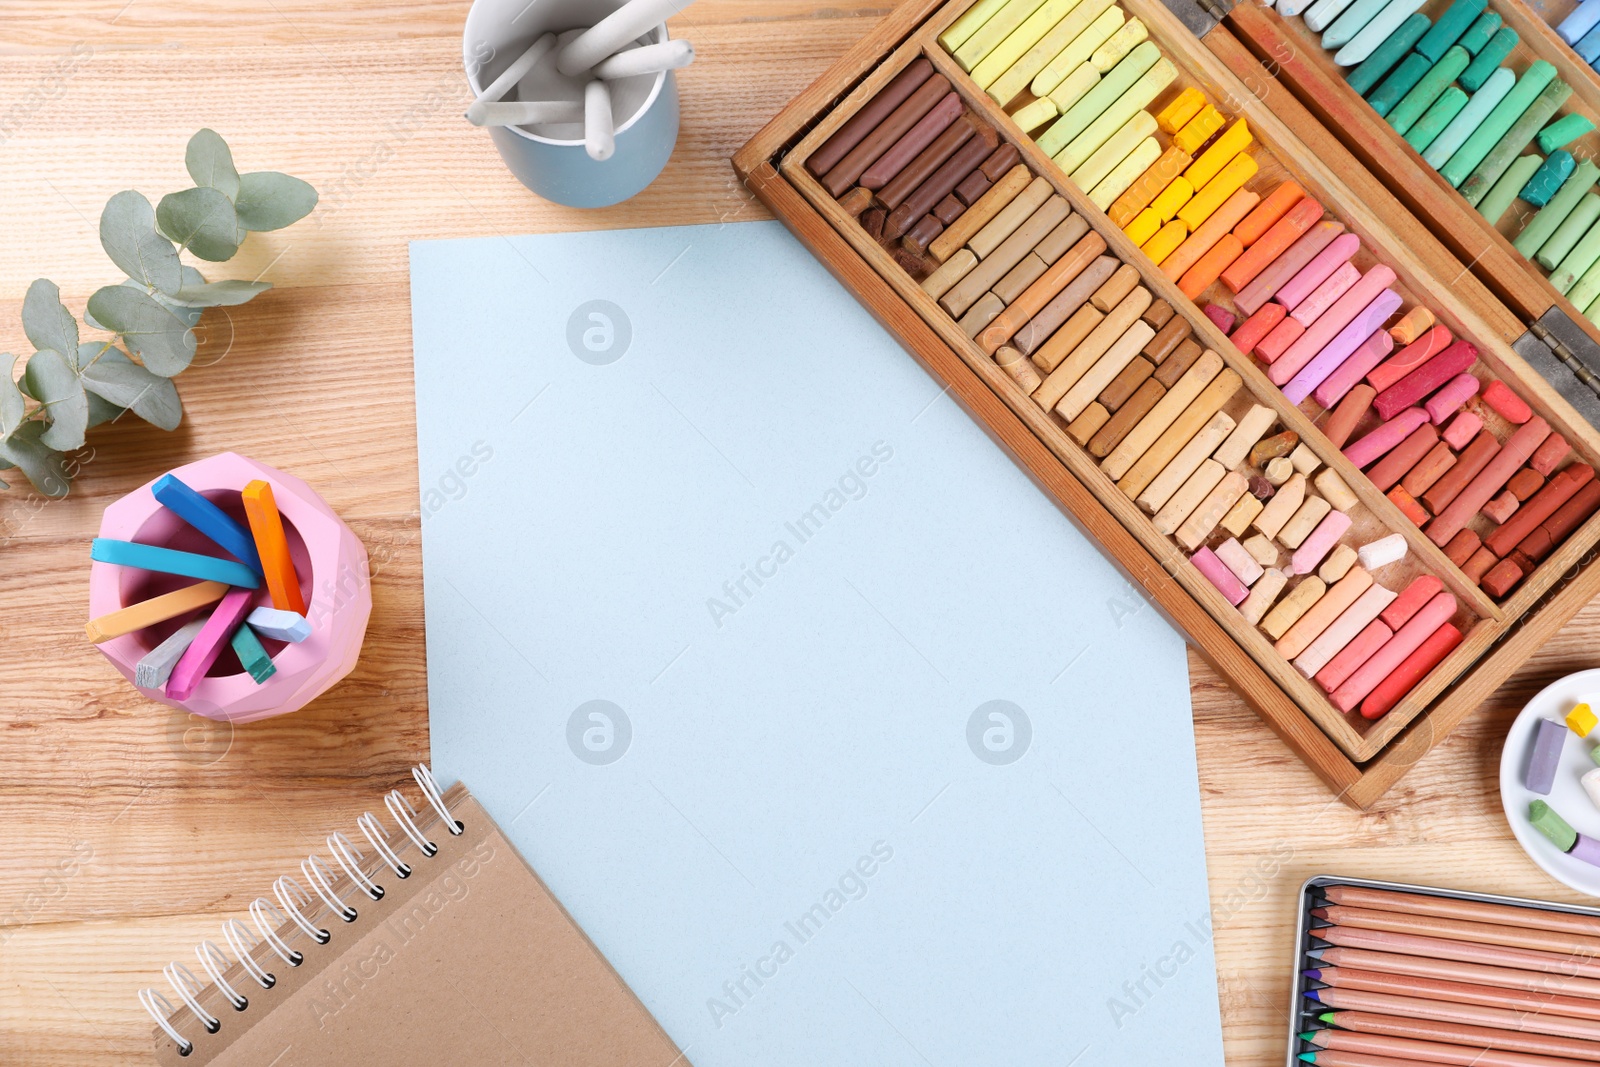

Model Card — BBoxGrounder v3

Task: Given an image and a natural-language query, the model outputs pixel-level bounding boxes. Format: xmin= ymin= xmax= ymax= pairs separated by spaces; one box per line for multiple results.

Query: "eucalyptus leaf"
xmin=0 ymin=355 xmax=25 ymax=437
xmin=85 ymin=285 xmax=196 ymax=376
xmin=157 ymin=186 xmax=243 ymax=262
xmin=22 ymin=280 xmax=80 ymax=370
xmin=185 ymin=129 xmax=240 ymax=201
xmin=114 ymin=279 xmax=205 ymax=329
xmin=85 ymin=392 xmax=126 ymax=429
xmin=234 ymin=171 xmax=318 ymax=232
xmin=80 ymin=347 xmax=182 ymax=430
xmin=1 ymin=421 xmax=71 ymax=497
xmin=24 ymin=349 xmax=89 ymax=452
xmin=100 ymin=191 xmax=183 ymax=294
xmin=169 ymin=278 xmax=271 ymax=307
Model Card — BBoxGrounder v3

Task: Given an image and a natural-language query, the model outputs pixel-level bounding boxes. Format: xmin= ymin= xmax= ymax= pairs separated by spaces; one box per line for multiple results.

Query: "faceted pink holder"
xmin=88 ymin=452 xmax=371 ymax=722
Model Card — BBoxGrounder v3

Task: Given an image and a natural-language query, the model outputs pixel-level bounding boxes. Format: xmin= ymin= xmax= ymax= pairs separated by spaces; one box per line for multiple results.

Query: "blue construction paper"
xmin=409 ymin=221 xmax=1223 ymax=1067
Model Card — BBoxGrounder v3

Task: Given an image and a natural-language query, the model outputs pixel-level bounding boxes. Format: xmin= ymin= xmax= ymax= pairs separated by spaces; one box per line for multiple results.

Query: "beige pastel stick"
xmin=930 ymin=165 xmax=1034 ymax=262
xmin=1176 ymin=471 xmax=1250 ymax=550
xmin=1067 ymin=401 xmax=1111 ymax=444
xmin=968 ymin=177 xmax=1055 ymax=259
xmin=1031 ymin=304 xmax=1103 ymax=372
xmin=1055 ymin=319 xmax=1156 ymax=421
xmin=1101 ymin=349 xmax=1224 ymax=481
xmin=1315 ymin=468 xmax=1361 ymax=511
xmin=1220 ymin=493 xmax=1264 ymax=537
xmin=1032 ymin=287 xmax=1151 ymax=411
xmin=1261 ymin=575 xmax=1327 ymax=640
xmin=942 ymin=197 xmax=1072 ymax=317
xmin=1241 ymin=568 xmax=1289 ymax=625
xmin=1137 ymin=410 xmax=1236 ymax=514
xmin=1252 ymin=472 xmax=1306 ymax=540
xmin=1293 ymin=580 xmax=1396 ymax=678
xmin=1117 ymin=366 xmax=1243 ymax=499
xmin=922 ymin=249 xmax=978 ymax=300
xmin=995 ymin=345 xmax=1044 ymax=391
xmin=1274 ymin=567 xmax=1374 ymax=659
xmin=1211 ymin=404 xmax=1276 ymax=470
xmin=980 ymin=228 xmax=1105 ymax=353
xmin=1154 ymin=459 xmax=1227 ymax=536
xmin=1278 ymin=496 xmax=1332 ymax=549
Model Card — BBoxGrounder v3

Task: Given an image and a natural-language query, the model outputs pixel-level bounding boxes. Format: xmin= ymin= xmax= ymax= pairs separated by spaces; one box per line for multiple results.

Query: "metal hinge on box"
xmin=1161 ymin=0 xmax=1233 ymax=37
xmin=1513 ymin=306 xmax=1600 ymax=430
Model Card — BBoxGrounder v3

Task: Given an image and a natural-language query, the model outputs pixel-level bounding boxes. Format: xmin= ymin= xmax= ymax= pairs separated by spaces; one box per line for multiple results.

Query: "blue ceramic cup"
xmin=464 ymin=0 xmax=680 ymax=208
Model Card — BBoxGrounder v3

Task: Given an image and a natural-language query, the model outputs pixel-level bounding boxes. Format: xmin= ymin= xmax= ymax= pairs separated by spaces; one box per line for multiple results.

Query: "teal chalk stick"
xmin=1305 ymin=0 xmax=1361 ymax=33
xmin=1477 ymin=152 xmax=1542 ymax=223
xmin=246 ymin=606 xmax=311 ymax=643
xmin=1459 ymin=26 xmax=1517 ymax=92
xmin=1538 ymin=192 xmax=1600 ymax=270
xmin=1424 ymin=67 xmax=1514 ymax=168
xmin=1406 ymin=85 xmax=1467 ymax=153
xmin=1456 ymin=9 xmax=1500 ymax=54
xmin=1551 ymin=214 xmax=1600 ymax=292
xmin=1336 ymin=0 xmax=1427 ymax=64
xmin=1387 ymin=45 xmax=1470 ymax=136
xmin=230 ymin=622 xmax=277 ymax=684
xmin=1442 ymin=61 xmax=1556 ymax=188
xmin=1368 ymin=52 xmax=1431 ymax=117
xmin=1538 ymin=113 xmax=1596 ymax=154
xmin=90 ymin=538 xmax=261 ymax=588
xmin=1460 ymin=77 xmax=1572 ymax=205
xmin=1514 ymin=159 xmax=1599 ymax=257
xmin=152 ymin=473 xmax=263 ymax=575
xmin=1415 ymin=0 xmax=1485 ymax=60
xmin=1522 ymin=150 xmax=1576 ymax=207
xmin=1347 ymin=13 xmax=1430 ymax=95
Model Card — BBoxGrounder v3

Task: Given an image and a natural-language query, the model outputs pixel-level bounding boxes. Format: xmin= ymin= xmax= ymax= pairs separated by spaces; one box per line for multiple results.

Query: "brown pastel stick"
xmin=1035 ymin=214 xmax=1091 ymax=265
xmin=877 ymin=114 xmax=979 ymax=213
xmin=1108 ymin=145 xmax=1192 ymax=228
xmin=1526 ymin=480 xmax=1600 ymax=560
xmin=1092 ymin=263 xmax=1142 ymax=311
xmin=862 ymin=208 xmax=886 ymax=239
xmin=1517 ymin=526 xmax=1555 ymax=563
xmin=1443 ymin=528 xmax=1481 ymax=566
xmin=839 ymin=187 xmax=874 ymax=217
xmin=1421 ymin=429 xmax=1499 ymax=513
xmin=1531 ymin=432 xmax=1571 ymax=476
xmin=808 ymin=58 xmax=935 ymax=177
xmin=1101 ymin=350 xmax=1225 ymax=480
xmin=1482 ymin=558 xmax=1525 ymax=598
xmin=860 ymin=94 xmax=964 ymax=192
xmin=979 ymin=230 xmax=1107 ymax=354
xmin=1484 ymin=464 xmax=1597 ymax=556
xmin=1089 ymin=379 xmax=1167 ymax=458
xmin=1367 ymin=423 xmax=1440 ymax=493
xmin=933 ymin=195 xmax=967 ymax=226
xmin=1015 ymin=256 xmax=1119 ymax=356
xmin=1234 ymin=219 xmax=1345 ymax=316
xmin=901 ymin=215 xmax=944 ymax=255
xmin=994 ymin=254 xmax=1049 ymax=305
xmin=1142 ymin=315 xmax=1193 ymax=365
xmin=1463 ymin=546 xmax=1497 ymax=582
xmin=940 ymin=196 xmax=1072 ymax=317
xmin=1030 ymin=305 xmax=1102 ymax=372
xmin=1402 ymin=441 xmax=1458 ymax=497
xmin=1143 ymin=299 xmax=1174 ymax=329
xmin=1067 ymin=401 xmax=1111 ymax=445
xmin=980 ymin=143 xmax=1021 ymax=181
xmin=823 ymin=75 xmax=953 ymax=196
xmin=1032 ymin=287 xmax=1153 ymax=411
xmin=1220 ymin=196 xmax=1325 ymax=293
xmin=959 ymin=292 xmax=1006 ymax=337
xmin=1322 ymin=383 xmax=1376 ymax=450
xmin=1098 ymin=356 xmax=1155 ymax=412
xmin=1154 ymin=339 xmax=1203 ymax=387
xmin=1117 ymin=366 xmax=1243 ymax=498
xmin=955 ymin=170 xmax=992 ymax=206
xmin=892 ymin=247 xmax=933 ymax=277
xmin=929 ymin=165 xmax=1032 ymax=263
xmin=968 ymin=177 xmax=1054 ymax=259
xmin=1507 ymin=468 xmax=1545 ymax=500
xmin=1055 ymin=317 xmax=1157 ymax=422
xmin=1427 ymin=417 xmax=1551 ymax=547
xmin=995 ymin=345 xmax=1044 ymax=393
xmin=884 ymin=124 xmax=999 ymax=237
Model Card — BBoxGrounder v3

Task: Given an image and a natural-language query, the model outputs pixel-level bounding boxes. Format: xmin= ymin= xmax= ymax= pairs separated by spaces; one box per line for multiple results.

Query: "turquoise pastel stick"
xmin=1538 ymin=113 xmax=1596 ymax=154
xmin=1538 ymin=193 xmax=1600 ymax=270
xmin=1336 ymin=0 xmax=1427 ymax=65
xmin=1321 ymin=0 xmax=1392 ymax=48
xmin=1304 ymin=0 xmax=1361 ymax=33
xmin=1441 ymin=61 xmax=1557 ymax=188
xmin=1522 ymin=150 xmax=1576 ymax=207
xmin=1415 ymin=0 xmax=1485 ymax=60
xmin=1424 ymin=66 xmax=1514 ymax=168
xmin=1368 ymin=52 xmax=1431 ymax=116
xmin=1456 ymin=10 xmax=1500 ymax=54
xmin=90 ymin=538 xmax=262 ymax=588
xmin=1405 ymin=85 xmax=1467 ymax=152
xmin=1476 ymin=152 xmax=1541 ymax=223
xmin=1461 ymin=77 xmax=1572 ymax=205
xmin=1387 ymin=45 xmax=1470 ymax=136
xmin=1459 ymin=26 xmax=1517 ymax=92
xmin=1513 ymin=159 xmax=1599 ymax=256
xmin=1347 ymin=13 xmax=1429 ymax=95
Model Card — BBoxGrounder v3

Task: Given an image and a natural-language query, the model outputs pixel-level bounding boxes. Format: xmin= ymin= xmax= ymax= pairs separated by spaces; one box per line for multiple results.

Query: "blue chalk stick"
xmin=91 ymin=538 xmax=261 ymax=588
xmin=1561 ymin=0 xmax=1600 ymax=44
xmin=247 ymin=606 xmax=311 ymax=643
xmin=1527 ymin=717 xmax=1567 ymax=795
xmin=1578 ymin=21 xmax=1600 ymax=63
xmin=152 ymin=474 xmax=263 ymax=574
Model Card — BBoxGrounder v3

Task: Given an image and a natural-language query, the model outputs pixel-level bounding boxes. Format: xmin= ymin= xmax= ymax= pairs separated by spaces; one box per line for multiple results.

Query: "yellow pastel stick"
xmin=1125 ymin=206 xmax=1162 ymax=245
xmin=955 ymin=0 xmax=1052 ymax=71
xmin=1090 ymin=18 xmax=1148 ymax=71
xmin=1089 ymin=135 xmax=1162 ymax=210
xmin=1183 ymin=118 xmax=1252 ymax=190
xmin=1011 ymin=97 xmax=1060 ymax=133
xmin=85 ymin=580 xmax=229 ymax=643
xmin=989 ymin=0 xmax=1118 ymax=104
xmin=1032 ymin=6 xmax=1124 ymax=96
xmin=1173 ymin=105 xmax=1225 ymax=154
xmin=1142 ymin=219 xmax=1189 ymax=265
xmin=1151 ymin=176 xmax=1194 ymax=221
xmin=1157 ymin=87 xmax=1206 ymax=134
xmin=1054 ymin=57 xmax=1177 ymax=173
xmin=1071 ymin=111 xmax=1157 ymax=194
xmin=1178 ymin=153 xmax=1259 ymax=230
xmin=941 ymin=0 xmax=1014 ymax=50
xmin=973 ymin=0 xmax=1088 ymax=90
xmin=1047 ymin=62 xmax=1101 ymax=113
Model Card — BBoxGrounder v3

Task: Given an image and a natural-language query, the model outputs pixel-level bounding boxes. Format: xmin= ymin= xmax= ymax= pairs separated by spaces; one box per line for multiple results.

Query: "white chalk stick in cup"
xmin=593 ymin=38 xmax=695 ymax=79
xmin=558 ymin=0 xmax=688 ymax=75
xmin=468 ymin=100 xmax=586 ymax=128
xmin=470 ymin=33 xmax=558 ymax=121
xmin=585 ymin=80 xmax=615 ymax=161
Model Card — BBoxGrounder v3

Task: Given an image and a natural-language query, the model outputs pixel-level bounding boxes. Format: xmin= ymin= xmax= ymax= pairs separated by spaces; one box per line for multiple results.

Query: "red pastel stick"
xmin=1361 ymin=623 xmax=1464 ymax=719
xmin=1380 ymin=574 xmax=1443 ymax=630
xmin=1316 ymin=619 xmax=1394 ymax=692
xmin=1483 ymin=464 xmax=1596 ymax=556
xmin=1427 ymin=418 xmax=1551 ymax=547
xmin=1332 ymin=591 xmax=1457 ymax=712
xmin=1366 ymin=323 xmax=1452 ymax=393
xmin=1372 ymin=340 xmax=1478 ymax=421
xmin=1230 ymin=301 xmax=1287 ymax=355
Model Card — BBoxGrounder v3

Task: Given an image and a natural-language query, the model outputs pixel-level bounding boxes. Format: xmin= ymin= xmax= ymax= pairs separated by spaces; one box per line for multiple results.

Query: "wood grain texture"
xmin=3 ymin=2 xmax=1600 ymax=1066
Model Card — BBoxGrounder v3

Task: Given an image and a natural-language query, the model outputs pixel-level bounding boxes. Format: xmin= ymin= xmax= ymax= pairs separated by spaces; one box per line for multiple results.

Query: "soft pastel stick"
xmin=1388 ymin=306 xmax=1435 ymax=345
xmin=1275 ymin=232 xmax=1362 ymax=311
xmin=1191 ymin=545 xmax=1249 ymax=605
xmin=1295 ymin=582 xmax=1398 ymax=680
xmin=1162 ymin=188 xmax=1260 ymax=281
xmin=1361 ymin=621 xmax=1464 ymax=718
xmin=1047 ymin=62 xmax=1101 ymax=115
xmin=1038 ymin=42 xmax=1159 ymax=157
xmin=1256 ymin=316 xmax=1307 ymax=363
xmin=860 ymin=94 xmax=963 ymax=190
xmin=1386 ymin=46 xmax=1470 ymax=137
xmin=135 ymin=618 xmax=208 ymax=689
xmin=1231 ymin=302 xmax=1289 ymax=356
xmin=1475 ymin=152 xmax=1543 ymax=225
xmin=1525 ymin=149 xmax=1580 ymax=208
xmin=247 ymin=606 xmax=312 ymax=643
xmin=1404 ymin=86 xmax=1467 ymax=153
xmin=1276 ymin=567 xmax=1373 ymax=659
xmin=1428 ymin=417 xmax=1552 ymax=545
xmin=1304 ymin=0 xmax=1360 ymax=34
xmin=1318 ymin=0 xmax=1388 ymax=44
xmin=1314 ymin=325 xmax=1393 ymax=407
xmin=1459 ymin=27 xmax=1518 ymax=92
xmin=1441 ymin=61 xmax=1556 ymax=188
xmin=1273 ymin=266 xmax=1399 ymax=385
xmin=1539 ymin=113 xmax=1596 ymax=154
xmin=1331 ymin=590 xmax=1457 ymax=711
xmin=1183 ymin=119 xmax=1253 ymax=190
xmin=85 ymin=580 xmax=229 ymax=644
xmin=940 ymin=0 xmax=1012 ymax=50
xmin=231 ymin=622 xmax=277 ymax=684
xmin=1344 ymin=406 xmax=1430 ymax=467
xmin=1336 ymin=0 xmax=1428 ymax=64
xmin=1235 ymin=182 xmax=1304 ymax=247
xmin=1172 ymin=105 xmax=1225 ymax=154
xmin=1156 ymin=86 xmax=1205 ymax=134
xmin=1457 ymin=9 xmax=1501 ymax=53
xmin=1373 ymin=338 xmax=1478 ymax=420
xmin=1568 ymin=248 xmax=1600 ymax=311
xmin=1551 ymin=214 xmax=1600 ymax=292
xmin=1461 ymin=79 xmax=1573 ymax=207
xmin=992 ymin=0 xmax=1117 ymax=103
xmin=1347 ymin=12 xmax=1430 ymax=96
xmin=1315 ymin=618 xmax=1394 ymax=691
xmin=242 ymin=479 xmax=308 ymax=615
xmin=972 ymin=0 xmax=1092 ymax=90
xmin=1231 ymin=217 xmax=1343 ymax=312
xmin=1367 ymin=322 xmax=1453 ymax=392
xmin=1442 ymin=409 xmax=1482 ymax=450
xmin=1142 ymin=219 xmax=1189 ymax=265
xmin=1417 ymin=0 xmax=1486 ymax=60
xmin=1177 ymin=154 xmax=1259 ymax=231
xmin=1054 ymin=59 xmax=1177 ymax=173
xmin=1422 ymin=67 xmax=1514 ymax=169
xmin=1423 ymin=372 xmax=1480 ymax=423
xmin=1536 ymin=194 xmax=1600 ymax=273
xmin=1032 ymin=5 xmax=1124 ymax=96
xmin=1108 ymin=144 xmax=1191 ymax=227
xmin=152 ymin=474 xmax=263 ymax=574
xmin=1290 ymin=261 xmax=1361 ymax=327
xmin=1088 ymin=136 xmax=1162 ymax=210
xmin=1284 ymin=289 xmax=1403 ymax=404
xmin=91 ymin=538 xmax=261 ymax=588
xmin=954 ymin=0 xmax=1053 ymax=71
xmin=1514 ymin=160 xmax=1600 ymax=258
xmin=1070 ymin=112 xmax=1157 ymax=194
xmin=1123 ymin=208 xmax=1161 ymax=247
xmin=1088 ymin=17 xmax=1148 ymax=71
xmin=166 ymin=587 xmax=256 ymax=702
xmin=1323 ymin=384 xmax=1376 ymax=449
xmin=1179 ymin=235 xmax=1245 ymax=300
xmin=1560 ymin=0 xmax=1600 ymax=43
xmin=1368 ymin=53 xmax=1431 ymax=118
xmin=1290 ymin=509 xmax=1357 ymax=577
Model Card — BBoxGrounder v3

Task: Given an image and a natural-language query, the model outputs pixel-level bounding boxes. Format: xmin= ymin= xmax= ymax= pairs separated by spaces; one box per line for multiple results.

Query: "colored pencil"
xmin=1314 ymin=905 xmax=1600 ymax=958
xmin=1306 ymin=986 xmax=1600 ymax=1039
xmin=1311 ymin=1010 xmax=1600 ymax=1059
xmin=1322 ymin=886 xmax=1600 ymax=939
xmin=1307 ymin=965 xmax=1600 ymax=1021
xmin=1299 ymin=1052 xmax=1466 ymax=1067
xmin=1310 ymin=946 xmax=1600 ymax=1000
xmin=1301 ymin=1029 xmax=1596 ymax=1066
xmin=1316 ymin=925 xmax=1600 ymax=980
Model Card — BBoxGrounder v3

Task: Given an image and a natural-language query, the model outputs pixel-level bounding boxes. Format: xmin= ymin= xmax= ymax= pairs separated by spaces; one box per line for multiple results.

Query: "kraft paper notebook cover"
xmin=145 ymin=771 xmax=685 ymax=1066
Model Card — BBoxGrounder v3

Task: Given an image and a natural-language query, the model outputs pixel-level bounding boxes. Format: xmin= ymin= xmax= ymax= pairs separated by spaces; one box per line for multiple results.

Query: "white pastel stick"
xmin=1357 ymin=532 xmax=1407 ymax=570
xmin=468 ymin=100 xmax=586 ymax=127
xmin=558 ymin=0 xmax=687 ymax=75
xmin=470 ymin=33 xmax=558 ymax=119
xmin=585 ymin=80 xmax=616 ymax=160
xmin=593 ymin=38 xmax=695 ymax=79
xmin=135 ymin=618 xmax=207 ymax=689
xmin=247 ymin=606 xmax=312 ymax=643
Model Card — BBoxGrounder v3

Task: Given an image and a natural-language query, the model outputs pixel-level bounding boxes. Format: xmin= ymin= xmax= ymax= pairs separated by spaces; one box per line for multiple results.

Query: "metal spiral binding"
xmin=137 ymin=765 xmax=459 ymax=1056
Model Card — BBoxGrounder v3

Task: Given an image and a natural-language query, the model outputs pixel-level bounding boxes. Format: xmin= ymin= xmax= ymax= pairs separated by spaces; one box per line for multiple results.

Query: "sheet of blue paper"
xmin=409 ymin=220 xmax=1223 ymax=1067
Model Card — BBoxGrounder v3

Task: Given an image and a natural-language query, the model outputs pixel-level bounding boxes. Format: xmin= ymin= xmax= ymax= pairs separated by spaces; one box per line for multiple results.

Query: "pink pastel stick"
xmin=1372 ymin=339 xmax=1478 ymax=420
xmin=1316 ymin=618 xmax=1394 ymax=692
xmin=1330 ymin=591 xmax=1457 ymax=711
xmin=1295 ymin=583 xmax=1398 ymax=679
xmin=1482 ymin=379 xmax=1532 ymax=423
xmin=1314 ymin=328 xmax=1394 ymax=408
xmin=1427 ymin=416 xmax=1552 ymax=546
xmin=1424 ymin=373 xmax=1480 ymax=424
xmin=1531 ymin=432 xmax=1571 ymax=475
xmin=1441 ymin=410 xmax=1482 ymax=449
xmin=1283 ymin=289 xmax=1403 ymax=404
xmin=1236 ymin=221 xmax=1346 ymax=316
xmin=1276 ymin=232 xmax=1361 ymax=311
xmin=1272 ymin=266 xmax=1399 ymax=386
xmin=166 ymin=587 xmax=255 ymax=702
xmin=1191 ymin=546 xmax=1248 ymax=605
xmin=1289 ymin=262 xmax=1361 ymax=326
xmin=1381 ymin=573 xmax=1443 ymax=629
xmin=1344 ymin=407 xmax=1430 ymax=468
xmin=1290 ymin=509 xmax=1354 ymax=575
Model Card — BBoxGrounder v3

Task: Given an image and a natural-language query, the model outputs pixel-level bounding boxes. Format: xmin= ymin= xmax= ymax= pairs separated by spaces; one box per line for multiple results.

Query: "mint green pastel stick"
xmin=1514 ymin=159 xmax=1600 ymax=256
xmin=1304 ymin=0 xmax=1360 ymax=34
xmin=1538 ymin=113 xmax=1597 ymax=154
xmin=1037 ymin=40 xmax=1157 ymax=157
xmin=1416 ymin=0 xmax=1485 ymax=60
xmin=1335 ymin=0 xmax=1427 ymax=64
xmin=1456 ymin=10 xmax=1501 ymax=53
xmin=1321 ymin=0 xmax=1391 ymax=48
xmin=1461 ymin=77 xmax=1572 ymax=205
xmin=1459 ymin=26 xmax=1517 ymax=91
xmin=1538 ymin=193 xmax=1600 ymax=269
xmin=1424 ymin=67 xmax=1513 ymax=168
xmin=1369 ymin=53 xmax=1431 ymax=116
xmin=1387 ymin=45 xmax=1470 ymax=135
xmin=1568 ymin=255 xmax=1600 ymax=313
xmin=1476 ymin=152 xmax=1542 ymax=222
xmin=1441 ymin=61 xmax=1556 ymax=187
xmin=1550 ymin=214 xmax=1600 ymax=292
xmin=1347 ymin=13 xmax=1429 ymax=95
xmin=1406 ymin=86 xmax=1467 ymax=152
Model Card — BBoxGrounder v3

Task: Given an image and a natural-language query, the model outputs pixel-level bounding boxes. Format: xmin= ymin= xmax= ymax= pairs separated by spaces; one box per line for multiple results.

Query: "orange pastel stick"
xmin=1160 ymin=187 xmax=1259 ymax=282
xmin=1179 ymin=234 xmax=1244 ymax=300
xmin=242 ymin=479 xmax=307 ymax=615
xmin=1233 ymin=181 xmax=1303 ymax=247
xmin=1107 ymin=145 xmax=1191 ymax=229
xmin=1220 ymin=196 xmax=1324 ymax=293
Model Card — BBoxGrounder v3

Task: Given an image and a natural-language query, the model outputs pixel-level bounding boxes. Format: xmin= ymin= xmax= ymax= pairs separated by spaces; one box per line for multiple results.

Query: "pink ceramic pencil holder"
xmin=88 ymin=453 xmax=371 ymax=722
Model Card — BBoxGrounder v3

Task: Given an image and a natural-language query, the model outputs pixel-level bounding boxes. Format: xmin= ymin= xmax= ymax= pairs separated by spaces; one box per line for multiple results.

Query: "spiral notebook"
xmin=141 ymin=769 xmax=686 ymax=1066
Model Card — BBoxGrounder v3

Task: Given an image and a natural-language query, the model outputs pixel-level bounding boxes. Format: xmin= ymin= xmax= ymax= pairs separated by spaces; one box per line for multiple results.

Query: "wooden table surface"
xmin=2 ymin=2 xmax=1599 ymax=1064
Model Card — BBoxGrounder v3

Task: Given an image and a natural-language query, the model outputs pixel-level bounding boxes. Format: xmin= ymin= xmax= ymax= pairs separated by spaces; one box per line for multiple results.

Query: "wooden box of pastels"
xmin=732 ymin=0 xmax=1600 ymax=806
